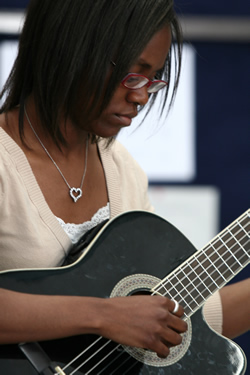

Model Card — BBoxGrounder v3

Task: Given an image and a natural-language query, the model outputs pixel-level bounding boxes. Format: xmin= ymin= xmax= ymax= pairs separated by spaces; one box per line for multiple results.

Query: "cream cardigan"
xmin=0 ymin=128 xmax=153 ymax=270
xmin=0 ymin=127 xmax=222 ymax=333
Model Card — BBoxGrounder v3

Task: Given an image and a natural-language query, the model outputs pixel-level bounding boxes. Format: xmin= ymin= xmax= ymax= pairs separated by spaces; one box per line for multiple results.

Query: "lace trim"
xmin=56 ymin=203 xmax=110 ymax=244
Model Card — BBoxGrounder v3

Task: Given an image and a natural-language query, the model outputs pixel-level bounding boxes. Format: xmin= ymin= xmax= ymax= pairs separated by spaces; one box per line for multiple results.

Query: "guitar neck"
xmin=152 ymin=209 xmax=250 ymax=318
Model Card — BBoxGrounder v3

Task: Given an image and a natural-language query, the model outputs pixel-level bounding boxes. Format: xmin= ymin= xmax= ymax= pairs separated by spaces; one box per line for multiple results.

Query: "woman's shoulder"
xmin=0 ymin=126 xmax=25 ymax=172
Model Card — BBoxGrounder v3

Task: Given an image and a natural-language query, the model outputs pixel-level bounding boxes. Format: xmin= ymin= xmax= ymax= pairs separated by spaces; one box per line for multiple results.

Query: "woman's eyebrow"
xmin=136 ymin=59 xmax=152 ymax=70
xmin=136 ymin=58 xmax=164 ymax=72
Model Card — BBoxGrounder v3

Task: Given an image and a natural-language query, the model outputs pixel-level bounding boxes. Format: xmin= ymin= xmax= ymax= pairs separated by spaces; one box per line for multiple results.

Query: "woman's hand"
xmin=97 ymin=295 xmax=187 ymax=358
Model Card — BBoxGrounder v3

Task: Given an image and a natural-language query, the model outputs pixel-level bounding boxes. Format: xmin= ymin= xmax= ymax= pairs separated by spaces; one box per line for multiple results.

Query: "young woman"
xmin=0 ymin=0 xmax=249 ymax=367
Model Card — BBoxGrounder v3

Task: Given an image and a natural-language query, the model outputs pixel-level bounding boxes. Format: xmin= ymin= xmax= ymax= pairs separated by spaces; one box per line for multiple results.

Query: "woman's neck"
xmin=24 ymin=96 xmax=89 ymax=158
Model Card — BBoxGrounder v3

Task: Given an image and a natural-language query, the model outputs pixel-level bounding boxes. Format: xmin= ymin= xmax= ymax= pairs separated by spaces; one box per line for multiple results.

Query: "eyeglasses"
xmin=121 ymin=73 xmax=168 ymax=94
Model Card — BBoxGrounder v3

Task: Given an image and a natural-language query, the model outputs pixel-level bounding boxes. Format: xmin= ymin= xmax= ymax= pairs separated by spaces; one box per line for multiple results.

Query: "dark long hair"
xmin=0 ymin=0 xmax=182 ymax=145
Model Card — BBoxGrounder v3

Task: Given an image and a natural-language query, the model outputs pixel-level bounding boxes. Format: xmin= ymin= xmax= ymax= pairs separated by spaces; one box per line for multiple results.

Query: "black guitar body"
xmin=0 ymin=211 xmax=247 ymax=374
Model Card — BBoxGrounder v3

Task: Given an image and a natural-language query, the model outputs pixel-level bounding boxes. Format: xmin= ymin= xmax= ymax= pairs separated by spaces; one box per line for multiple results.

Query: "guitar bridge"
xmin=54 ymin=366 xmax=66 ymax=375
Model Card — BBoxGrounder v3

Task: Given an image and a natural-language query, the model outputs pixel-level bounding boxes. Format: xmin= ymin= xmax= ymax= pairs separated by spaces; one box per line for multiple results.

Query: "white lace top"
xmin=56 ymin=203 xmax=110 ymax=244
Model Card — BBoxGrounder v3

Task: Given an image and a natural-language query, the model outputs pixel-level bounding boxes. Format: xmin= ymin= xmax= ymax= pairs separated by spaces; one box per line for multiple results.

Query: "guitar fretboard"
xmin=152 ymin=210 xmax=250 ymax=318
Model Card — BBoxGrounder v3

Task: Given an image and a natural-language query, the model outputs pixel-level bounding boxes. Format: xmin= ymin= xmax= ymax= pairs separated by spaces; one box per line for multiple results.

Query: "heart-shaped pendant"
xmin=70 ymin=188 xmax=82 ymax=203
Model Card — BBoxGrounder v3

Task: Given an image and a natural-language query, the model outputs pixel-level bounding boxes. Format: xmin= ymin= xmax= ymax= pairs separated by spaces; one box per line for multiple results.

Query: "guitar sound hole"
xmin=129 ymin=289 xmax=152 ymax=296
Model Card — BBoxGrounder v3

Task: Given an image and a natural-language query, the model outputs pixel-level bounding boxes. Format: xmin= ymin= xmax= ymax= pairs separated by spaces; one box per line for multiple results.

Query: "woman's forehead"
xmin=133 ymin=26 xmax=172 ymax=71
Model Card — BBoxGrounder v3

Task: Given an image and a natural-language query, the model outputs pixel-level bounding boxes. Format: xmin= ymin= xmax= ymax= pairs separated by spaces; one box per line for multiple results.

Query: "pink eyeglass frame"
xmin=121 ymin=73 xmax=168 ymax=93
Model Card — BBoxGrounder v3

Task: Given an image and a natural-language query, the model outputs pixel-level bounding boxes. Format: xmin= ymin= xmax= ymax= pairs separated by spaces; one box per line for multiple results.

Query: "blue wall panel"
xmin=195 ymin=41 xmax=250 ymax=230
xmin=175 ymin=0 xmax=250 ymax=16
xmin=0 ymin=0 xmax=28 ymax=8
xmin=1 ymin=0 xmax=250 ymax=15
xmin=194 ymin=40 xmax=250 ymax=362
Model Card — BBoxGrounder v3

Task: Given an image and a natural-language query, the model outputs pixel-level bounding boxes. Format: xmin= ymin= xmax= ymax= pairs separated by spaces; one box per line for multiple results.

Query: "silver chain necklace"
xmin=24 ymin=106 xmax=89 ymax=203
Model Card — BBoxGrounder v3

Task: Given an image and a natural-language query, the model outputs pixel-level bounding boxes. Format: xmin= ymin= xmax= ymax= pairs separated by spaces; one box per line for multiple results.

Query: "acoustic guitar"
xmin=0 ymin=209 xmax=249 ymax=374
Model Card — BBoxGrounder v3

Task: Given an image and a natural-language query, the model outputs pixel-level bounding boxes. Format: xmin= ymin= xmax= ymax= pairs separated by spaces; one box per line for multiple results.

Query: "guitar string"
xmin=57 ymin=220 xmax=250 ymax=375
xmin=219 ymin=231 xmax=246 ymax=267
xmin=68 ymin=343 xmax=120 ymax=375
xmin=58 ymin=328 xmax=147 ymax=375
xmin=55 ymin=218 xmax=249 ymax=374
xmin=162 ymin=242 xmax=249 ymax=319
xmin=153 ymin=219 xmax=249 ymax=301
xmin=91 ymin=344 xmax=141 ymax=375
xmin=90 ymin=328 xmax=164 ymax=375
xmin=153 ymin=231 xmax=248 ymax=310
xmin=153 ymin=222 xmax=249 ymax=315
xmin=156 ymin=217 xmax=249 ymax=300
xmin=56 ymin=339 xmax=131 ymax=375
xmin=156 ymin=232 xmax=249 ymax=314
xmin=122 ymin=360 xmax=142 ymax=375
xmin=62 ymin=234 xmax=248 ymax=374
xmin=56 ymin=336 xmax=104 ymax=373
xmin=59 ymin=251 xmax=248 ymax=374
xmin=82 ymin=343 xmax=124 ymax=375
xmin=68 ymin=340 xmax=141 ymax=375
xmin=66 ymin=235 xmax=248 ymax=374
xmin=106 ymin=350 xmax=138 ymax=375
xmin=53 ymin=337 xmax=110 ymax=374
xmin=159 ymin=236 xmax=249 ymax=317
xmin=58 ymin=235 xmax=249 ymax=375
xmin=183 ymin=242 xmax=229 ymax=304
xmin=172 ymin=230 xmax=250 ymax=308
xmin=93 ymin=335 xmax=149 ymax=375
xmin=54 ymin=332 xmax=135 ymax=374
xmin=56 ymin=247 xmax=249 ymax=375
xmin=97 ymin=345 xmax=133 ymax=375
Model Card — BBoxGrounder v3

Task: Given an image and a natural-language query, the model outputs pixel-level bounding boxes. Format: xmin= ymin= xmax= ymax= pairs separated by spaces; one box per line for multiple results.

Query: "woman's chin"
xmin=90 ymin=124 xmax=123 ymax=139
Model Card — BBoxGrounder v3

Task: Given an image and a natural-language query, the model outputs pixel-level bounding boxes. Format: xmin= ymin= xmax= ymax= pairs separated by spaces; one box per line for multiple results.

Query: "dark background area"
xmin=0 ymin=0 xmax=250 ymax=14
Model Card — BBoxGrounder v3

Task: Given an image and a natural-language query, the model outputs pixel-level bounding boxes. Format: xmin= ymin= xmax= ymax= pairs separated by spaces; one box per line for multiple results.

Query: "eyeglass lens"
xmin=147 ymin=81 xmax=167 ymax=93
xmin=124 ymin=75 xmax=166 ymax=93
xmin=125 ymin=75 xmax=148 ymax=89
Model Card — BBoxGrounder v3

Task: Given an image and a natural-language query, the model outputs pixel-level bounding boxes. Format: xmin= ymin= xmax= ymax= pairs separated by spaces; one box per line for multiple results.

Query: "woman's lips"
xmin=115 ymin=113 xmax=136 ymax=126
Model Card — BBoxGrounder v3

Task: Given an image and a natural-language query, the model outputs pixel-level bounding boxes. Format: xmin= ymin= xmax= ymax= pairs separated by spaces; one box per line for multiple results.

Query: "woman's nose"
xmin=126 ymin=86 xmax=149 ymax=106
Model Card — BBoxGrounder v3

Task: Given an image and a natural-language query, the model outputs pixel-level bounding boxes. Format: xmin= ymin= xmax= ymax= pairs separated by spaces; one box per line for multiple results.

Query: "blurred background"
xmin=0 ymin=0 xmax=249 ymax=367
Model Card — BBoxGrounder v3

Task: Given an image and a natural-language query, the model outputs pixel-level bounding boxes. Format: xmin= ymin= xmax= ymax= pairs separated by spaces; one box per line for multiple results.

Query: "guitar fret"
xmin=220 ymin=222 xmax=249 ymax=260
xmin=232 ymin=235 xmax=249 ymax=260
xmin=178 ymin=260 xmax=212 ymax=315
xmin=210 ymin=241 xmax=234 ymax=278
xmin=157 ymin=268 xmax=208 ymax=316
xmin=187 ymin=240 xmax=236 ymax=302
xmin=168 ymin=258 xmax=211 ymax=300
xmin=230 ymin=221 xmax=248 ymax=242
xmin=199 ymin=246 xmax=227 ymax=287
xmin=161 ymin=277 xmax=196 ymax=314
xmin=195 ymin=255 xmax=219 ymax=289
xmin=218 ymin=234 xmax=242 ymax=268
xmin=158 ymin=244 xmax=231 ymax=316
xmin=237 ymin=215 xmax=250 ymax=237
xmin=220 ymin=219 xmax=250 ymax=260
xmin=156 ymin=231 xmax=249 ymax=316
xmin=206 ymin=246 xmax=247 ymax=274
xmin=188 ymin=258 xmax=213 ymax=293
xmin=222 ymin=242 xmax=246 ymax=274
xmin=175 ymin=269 xmax=206 ymax=307
xmin=159 ymin=279 xmax=196 ymax=316
xmin=226 ymin=233 xmax=249 ymax=267
xmin=180 ymin=264 xmax=210 ymax=302
xmin=199 ymin=252 xmax=219 ymax=288
xmin=231 ymin=221 xmax=250 ymax=262
xmin=170 ymin=274 xmax=199 ymax=312
xmin=152 ymin=209 xmax=249 ymax=321
xmin=156 ymin=279 xmax=176 ymax=299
